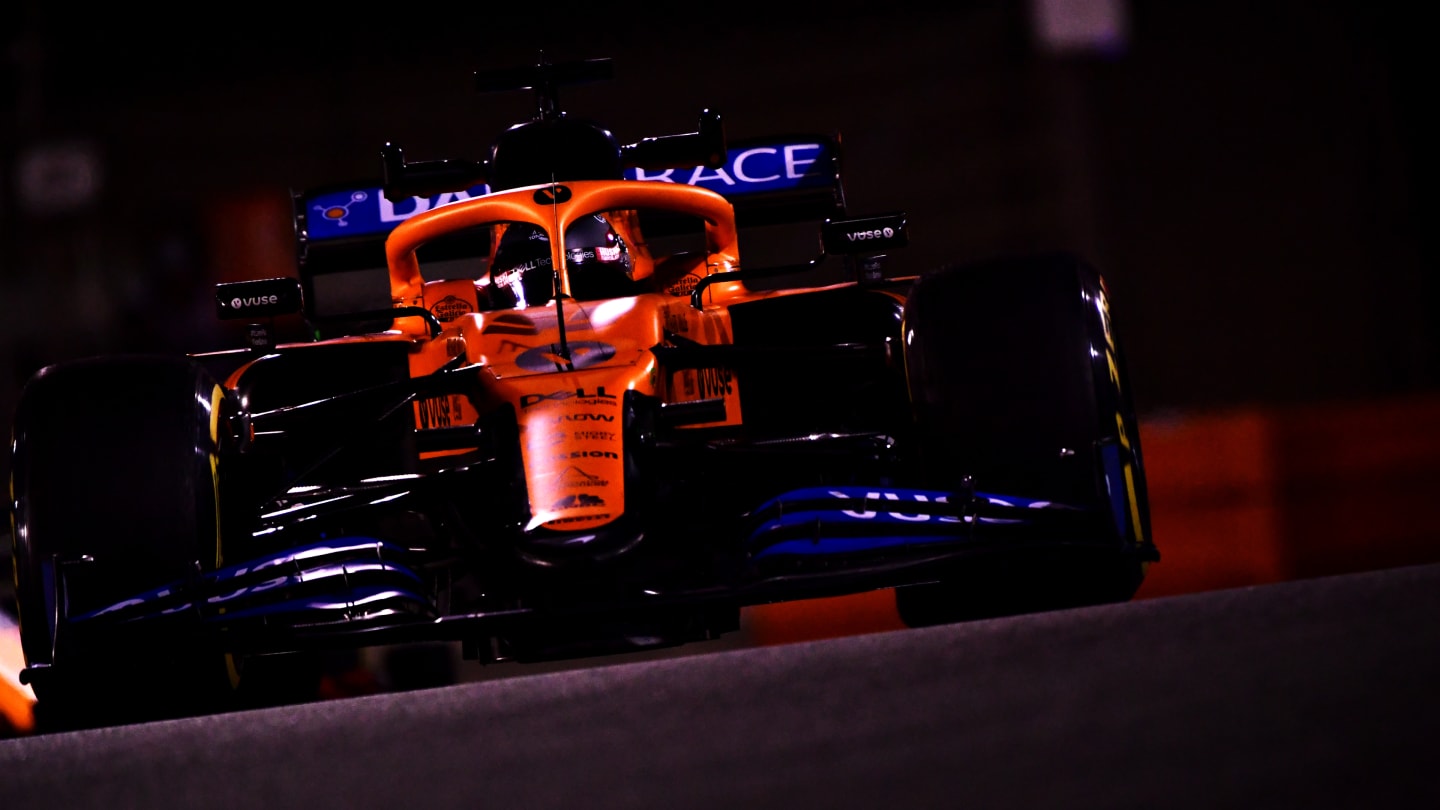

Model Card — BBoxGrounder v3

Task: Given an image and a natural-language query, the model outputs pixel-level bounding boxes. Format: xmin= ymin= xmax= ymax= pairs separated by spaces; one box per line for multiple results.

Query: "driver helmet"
xmin=488 ymin=213 xmax=652 ymax=308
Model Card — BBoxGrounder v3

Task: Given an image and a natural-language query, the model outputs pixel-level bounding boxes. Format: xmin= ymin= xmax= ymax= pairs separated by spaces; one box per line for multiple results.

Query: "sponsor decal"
xmin=533 ymin=185 xmax=573 ymax=204
xmin=493 ymin=260 xmax=550 ymax=291
xmin=246 ymin=325 xmax=270 ymax=347
xmin=313 ymin=190 xmax=368 ymax=228
xmin=429 ymin=294 xmax=474 ymax=323
xmin=551 ymin=493 xmax=606 ymax=510
xmin=696 ymin=368 xmax=733 ymax=398
xmin=379 ymin=188 xmax=488 ymax=222
xmin=677 ymin=367 xmax=733 ymax=400
xmin=415 ymin=394 xmax=458 ymax=429
xmin=664 ymin=310 xmax=689 ymax=334
xmin=754 ymin=486 xmax=1067 ymax=528
xmin=555 ymin=412 xmax=615 ymax=423
xmin=306 ymin=185 xmax=488 ymax=241
xmin=826 ymin=489 xmax=963 ymax=523
xmin=520 ymin=386 xmax=618 ymax=409
xmin=555 ymin=450 xmax=619 ymax=461
xmin=845 ymin=227 xmax=895 ymax=242
xmin=232 ymin=294 xmax=279 ymax=308
xmin=516 ymin=341 xmax=616 ymax=371
xmin=628 ymin=141 xmax=834 ymax=195
xmin=574 ymin=430 xmax=617 ymax=442
xmin=822 ymin=215 xmax=908 ymax=254
xmin=216 ymin=278 xmax=302 ymax=319
xmin=666 ymin=272 xmax=703 ymax=297
xmin=559 ymin=466 xmax=609 ymax=487
xmin=302 ymin=138 xmax=837 ymax=246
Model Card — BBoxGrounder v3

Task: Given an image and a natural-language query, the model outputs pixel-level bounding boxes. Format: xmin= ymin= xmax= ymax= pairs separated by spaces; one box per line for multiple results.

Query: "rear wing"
xmin=294 ymin=134 xmax=844 ymax=271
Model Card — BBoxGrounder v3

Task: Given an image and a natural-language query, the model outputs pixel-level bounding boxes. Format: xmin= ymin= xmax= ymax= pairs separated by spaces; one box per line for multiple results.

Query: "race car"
xmin=8 ymin=56 xmax=1156 ymax=730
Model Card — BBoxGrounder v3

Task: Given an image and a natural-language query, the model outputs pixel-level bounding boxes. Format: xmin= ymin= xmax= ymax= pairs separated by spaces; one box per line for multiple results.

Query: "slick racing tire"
xmin=893 ymin=253 xmax=1152 ymax=627
xmin=10 ymin=355 xmax=235 ymax=731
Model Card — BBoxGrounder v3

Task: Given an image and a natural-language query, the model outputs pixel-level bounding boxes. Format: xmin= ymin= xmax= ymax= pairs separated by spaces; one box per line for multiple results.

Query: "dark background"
xmin=1 ymin=0 xmax=1436 ymax=741
xmin=1 ymin=0 xmax=1433 ymax=429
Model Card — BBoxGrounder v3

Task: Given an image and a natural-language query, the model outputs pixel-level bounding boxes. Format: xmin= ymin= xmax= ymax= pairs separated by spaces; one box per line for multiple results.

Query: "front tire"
xmin=11 ymin=355 xmax=235 ymax=730
xmin=894 ymin=253 xmax=1153 ymax=626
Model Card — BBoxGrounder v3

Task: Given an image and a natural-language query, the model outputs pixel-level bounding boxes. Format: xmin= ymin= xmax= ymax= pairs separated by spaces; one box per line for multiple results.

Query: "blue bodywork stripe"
xmin=746 ymin=486 xmax=1084 ymax=558
xmin=71 ymin=537 xmax=420 ymax=623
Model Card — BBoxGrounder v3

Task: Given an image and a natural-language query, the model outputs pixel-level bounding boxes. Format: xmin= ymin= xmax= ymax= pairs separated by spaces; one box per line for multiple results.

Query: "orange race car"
xmin=8 ymin=56 xmax=1156 ymax=730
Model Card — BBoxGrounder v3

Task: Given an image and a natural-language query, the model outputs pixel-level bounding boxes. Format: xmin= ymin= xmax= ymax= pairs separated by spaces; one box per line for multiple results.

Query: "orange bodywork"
xmin=388 ymin=181 xmax=744 ymax=531
xmin=232 ymin=179 xmax=845 ymax=534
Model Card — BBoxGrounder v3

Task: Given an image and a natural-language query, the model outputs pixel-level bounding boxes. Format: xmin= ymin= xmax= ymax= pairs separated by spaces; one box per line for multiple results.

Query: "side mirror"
xmin=381 ymin=142 xmax=491 ymax=202
xmin=622 ymin=109 xmax=727 ymax=171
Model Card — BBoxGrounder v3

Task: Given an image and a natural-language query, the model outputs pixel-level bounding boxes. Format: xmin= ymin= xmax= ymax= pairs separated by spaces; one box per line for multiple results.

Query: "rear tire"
xmin=894 ymin=253 xmax=1153 ymax=627
xmin=10 ymin=355 xmax=235 ymax=730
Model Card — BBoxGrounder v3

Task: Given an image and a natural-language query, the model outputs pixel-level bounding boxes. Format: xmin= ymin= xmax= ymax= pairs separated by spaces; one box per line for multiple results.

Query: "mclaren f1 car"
xmin=7 ymin=56 xmax=1157 ymax=729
